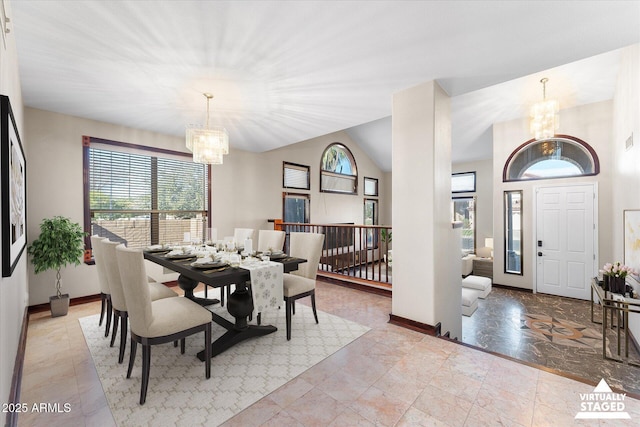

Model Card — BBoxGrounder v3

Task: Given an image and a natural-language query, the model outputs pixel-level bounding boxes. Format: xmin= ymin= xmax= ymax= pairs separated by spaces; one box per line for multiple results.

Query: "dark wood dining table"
xmin=143 ymin=250 xmax=306 ymax=360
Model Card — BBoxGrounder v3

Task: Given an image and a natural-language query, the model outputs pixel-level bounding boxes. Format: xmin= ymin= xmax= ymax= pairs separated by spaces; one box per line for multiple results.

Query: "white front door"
xmin=535 ymin=184 xmax=597 ymax=300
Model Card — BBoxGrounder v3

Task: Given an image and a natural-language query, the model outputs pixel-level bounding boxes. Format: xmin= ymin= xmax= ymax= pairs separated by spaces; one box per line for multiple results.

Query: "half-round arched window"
xmin=503 ymin=135 xmax=599 ymax=182
xmin=320 ymin=143 xmax=358 ymax=194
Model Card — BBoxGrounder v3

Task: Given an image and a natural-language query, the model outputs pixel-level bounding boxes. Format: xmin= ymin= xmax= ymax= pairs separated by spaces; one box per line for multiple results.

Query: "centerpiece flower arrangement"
xmin=600 ymin=262 xmax=637 ymax=294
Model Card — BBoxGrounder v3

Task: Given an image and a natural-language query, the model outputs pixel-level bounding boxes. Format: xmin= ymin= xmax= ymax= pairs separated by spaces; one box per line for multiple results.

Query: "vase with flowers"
xmin=600 ymin=262 xmax=637 ymax=294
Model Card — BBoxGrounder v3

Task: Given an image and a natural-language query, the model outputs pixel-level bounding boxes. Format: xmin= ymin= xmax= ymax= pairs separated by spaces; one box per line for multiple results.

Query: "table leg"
xmin=197 ymin=280 xmax=276 ymax=361
xmin=603 ymin=303 xmax=607 ymax=360
xmin=177 ymin=275 xmax=220 ymax=306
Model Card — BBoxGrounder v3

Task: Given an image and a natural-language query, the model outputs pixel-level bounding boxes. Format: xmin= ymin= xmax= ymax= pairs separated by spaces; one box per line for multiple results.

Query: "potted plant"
xmin=381 ymin=228 xmax=392 ymax=266
xmin=600 ymin=262 xmax=637 ymax=295
xmin=27 ymin=216 xmax=86 ymax=317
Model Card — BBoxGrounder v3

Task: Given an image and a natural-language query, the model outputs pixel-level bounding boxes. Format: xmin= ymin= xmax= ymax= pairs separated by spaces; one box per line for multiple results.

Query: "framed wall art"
xmin=624 ymin=209 xmax=640 ymax=279
xmin=1 ymin=95 xmax=26 ymax=277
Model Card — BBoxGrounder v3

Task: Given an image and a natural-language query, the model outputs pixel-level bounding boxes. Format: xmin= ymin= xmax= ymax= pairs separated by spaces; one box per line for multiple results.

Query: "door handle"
xmin=538 ymin=251 xmax=543 ymax=256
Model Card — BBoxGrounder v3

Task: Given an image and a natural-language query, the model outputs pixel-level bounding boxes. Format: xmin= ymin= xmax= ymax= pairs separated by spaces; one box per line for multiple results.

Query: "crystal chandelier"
xmin=529 ymin=78 xmax=559 ymax=140
xmin=186 ymin=93 xmax=229 ymax=165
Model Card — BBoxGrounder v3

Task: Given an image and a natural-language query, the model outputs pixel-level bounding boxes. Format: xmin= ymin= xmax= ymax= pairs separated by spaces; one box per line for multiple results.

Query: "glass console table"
xmin=590 ymin=277 xmax=640 ymax=367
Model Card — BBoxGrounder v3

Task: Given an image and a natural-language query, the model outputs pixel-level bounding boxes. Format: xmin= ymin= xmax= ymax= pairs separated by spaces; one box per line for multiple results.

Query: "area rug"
xmin=80 ymin=293 xmax=369 ymax=426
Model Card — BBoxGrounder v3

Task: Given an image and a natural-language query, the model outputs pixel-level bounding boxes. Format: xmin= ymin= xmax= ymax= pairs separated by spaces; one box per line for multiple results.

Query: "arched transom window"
xmin=503 ymin=135 xmax=599 ymax=182
xmin=320 ymin=143 xmax=358 ymax=194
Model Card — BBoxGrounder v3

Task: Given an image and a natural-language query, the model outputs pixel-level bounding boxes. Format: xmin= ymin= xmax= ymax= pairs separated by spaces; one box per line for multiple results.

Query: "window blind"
xmin=86 ymin=142 xmax=208 ymax=249
xmin=283 ymin=162 xmax=310 ymax=190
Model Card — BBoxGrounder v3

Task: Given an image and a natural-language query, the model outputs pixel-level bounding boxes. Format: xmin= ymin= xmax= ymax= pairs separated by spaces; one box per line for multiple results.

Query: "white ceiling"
xmin=10 ymin=1 xmax=640 ymax=171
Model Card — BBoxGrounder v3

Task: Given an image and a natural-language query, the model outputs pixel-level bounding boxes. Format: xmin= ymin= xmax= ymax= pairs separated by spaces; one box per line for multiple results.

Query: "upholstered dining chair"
xmin=233 ymin=228 xmax=255 ymax=246
xmin=257 ymin=229 xmax=286 ymax=253
xmin=91 ymin=235 xmax=112 ymax=337
xmin=100 ymin=239 xmax=178 ymax=364
xmin=215 ymin=228 xmax=256 ymax=305
xmin=116 ymin=244 xmax=212 ymax=405
xmin=282 ymin=232 xmax=325 ymax=340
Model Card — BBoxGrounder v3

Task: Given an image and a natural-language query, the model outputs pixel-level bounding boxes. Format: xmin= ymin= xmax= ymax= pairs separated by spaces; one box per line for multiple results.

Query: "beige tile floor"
xmin=18 ymin=281 xmax=640 ymax=426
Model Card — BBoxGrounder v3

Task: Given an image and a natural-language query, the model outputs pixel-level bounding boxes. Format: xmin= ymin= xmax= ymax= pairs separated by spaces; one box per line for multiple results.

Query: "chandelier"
xmin=529 ymin=77 xmax=559 ymax=140
xmin=186 ymin=93 xmax=229 ymax=165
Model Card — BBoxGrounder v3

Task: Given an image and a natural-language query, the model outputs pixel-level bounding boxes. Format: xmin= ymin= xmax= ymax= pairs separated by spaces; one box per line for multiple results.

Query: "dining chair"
xmin=90 ymin=235 xmax=112 ymax=337
xmin=214 ymin=228 xmax=256 ymax=305
xmin=233 ymin=228 xmax=255 ymax=246
xmin=116 ymin=244 xmax=212 ymax=405
xmin=282 ymin=232 xmax=325 ymax=340
xmin=100 ymin=239 xmax=179 ymax=364
xmin=257 ymin=229 xmax=286 ymax=253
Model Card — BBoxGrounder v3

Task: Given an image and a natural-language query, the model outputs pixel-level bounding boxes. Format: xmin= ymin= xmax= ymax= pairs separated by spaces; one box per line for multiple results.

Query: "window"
xmin=364 ymin=198 xmax=378 ymax=248
xmin=452 ymin=172 xmax=476 ymax=193
xmin=503 ymin=135 xmax=599 ymax=182
xmin=83 ymin=136 xmax=209 ymax=253
xmin=504 ymin=190 xmax=522 ymax=275
xmin=283 ymin=192 xmax=310 ymax=223
xmin=364 ymin=177 xmax=378 ymax=196
xmin=452 ymin=197 xmax=476 ymax=254
xmin=283 ymin=162 xmax=310 ymax=190
xmin=320 ymin=143 xmax=358 ymax=194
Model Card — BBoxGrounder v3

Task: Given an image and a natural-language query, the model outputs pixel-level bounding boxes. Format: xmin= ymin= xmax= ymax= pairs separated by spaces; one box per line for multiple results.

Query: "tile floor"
xmin=18 ymin=281 xmax=640 ymax=426
xmin=462 ymin=287 xmax=640 ymax=396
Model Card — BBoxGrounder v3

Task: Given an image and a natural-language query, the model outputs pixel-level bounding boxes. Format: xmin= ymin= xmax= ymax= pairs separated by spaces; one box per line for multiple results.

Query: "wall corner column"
xmin=391 ymin=80 xmax=461 ymax=339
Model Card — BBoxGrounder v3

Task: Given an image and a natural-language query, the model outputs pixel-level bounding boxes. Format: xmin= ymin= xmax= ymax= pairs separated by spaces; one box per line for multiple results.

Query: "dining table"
xmin=143 ymin=249 xmax=306 ymax=360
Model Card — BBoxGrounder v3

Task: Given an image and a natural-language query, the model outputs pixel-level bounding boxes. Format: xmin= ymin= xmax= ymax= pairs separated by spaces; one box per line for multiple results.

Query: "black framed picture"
xmin=1 ymin=95 xmax=27 ymax=277
xmin=452 ymin=171 xmax=476 ymax=193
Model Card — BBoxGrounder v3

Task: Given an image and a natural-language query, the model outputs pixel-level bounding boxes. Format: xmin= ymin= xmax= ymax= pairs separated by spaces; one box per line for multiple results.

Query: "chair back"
xmin=116 ymin=245 xmax=153 ymax=336
xmin=258 ymin=230 xmax=285 ymax=252
xmin=207 ymin=228 xmax=218 ymax=243
xmin=90 ymin=235 xmax=110 ymax=294
xmin=100 ymin=239 xmax=127 ymax=312
xmin=233 ymin=228 xmax=255 ymax=244
xmin=289 ymin=232 xmax=325 ymax=280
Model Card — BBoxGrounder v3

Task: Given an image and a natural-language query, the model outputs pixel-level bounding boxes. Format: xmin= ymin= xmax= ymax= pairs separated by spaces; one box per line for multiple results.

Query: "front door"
xmin=535 ymin=184 xmax=597 ymax=300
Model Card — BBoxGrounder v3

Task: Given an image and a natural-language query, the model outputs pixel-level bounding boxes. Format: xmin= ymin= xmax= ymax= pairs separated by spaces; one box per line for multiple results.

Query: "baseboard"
xmin=27 ymin=282 xmax=179 ymax=314
xmin=491 ymin=283 xmax=533 ymax=293
xmin=388 ymin=313 xmax=441 ymax=336
xmin=6 ymin=307 xmax=29 ymax=427
xmin=317 ymin=273 xmax=392 ymax=297
xmin=28 ymin=293 xmax=102 ymax=314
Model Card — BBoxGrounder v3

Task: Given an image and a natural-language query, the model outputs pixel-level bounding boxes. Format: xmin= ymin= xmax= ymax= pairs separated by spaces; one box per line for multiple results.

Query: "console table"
xmin=590 ymin=277 xmax=640 ymax=366
xmin=472 ymin=257 xmax=493 ymax=280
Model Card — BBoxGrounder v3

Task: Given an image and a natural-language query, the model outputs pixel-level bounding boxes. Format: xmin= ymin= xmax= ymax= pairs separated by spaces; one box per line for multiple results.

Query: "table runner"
xmin=241 ymin=260 xmax=284 ymax=318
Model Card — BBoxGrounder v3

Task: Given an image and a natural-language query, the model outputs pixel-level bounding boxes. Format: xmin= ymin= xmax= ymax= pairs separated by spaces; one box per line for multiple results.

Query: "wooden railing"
xmin=276 ymin=221 xmax=392 ymax=288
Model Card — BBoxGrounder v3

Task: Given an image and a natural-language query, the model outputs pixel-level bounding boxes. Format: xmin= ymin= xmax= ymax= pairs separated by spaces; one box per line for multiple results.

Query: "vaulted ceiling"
xmin=10 ymin=1 xmax=640 ymax=171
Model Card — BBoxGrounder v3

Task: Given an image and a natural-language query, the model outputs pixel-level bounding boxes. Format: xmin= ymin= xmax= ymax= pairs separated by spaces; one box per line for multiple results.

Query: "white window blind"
xmin=87 ymin=143 xmax=208 ymax=248
xmin=283 ymin=162 xmax=310 ymax=190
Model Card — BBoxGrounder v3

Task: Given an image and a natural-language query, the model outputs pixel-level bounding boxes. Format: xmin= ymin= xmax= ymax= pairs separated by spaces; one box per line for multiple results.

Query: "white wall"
xmin=611 ymin=45 xmax=640 ymax=338
xmin=452 ymin=159 xmax=493 ymax=250
xmin=0 ymin=0 xmax=28 ymax=409
xmin=391 ymin=80 xmax=460 ymax=338
xmin=492 ymin=100 xmax=614 ymax=290
xmin=25 ymin=108 xmax=389 ymax=305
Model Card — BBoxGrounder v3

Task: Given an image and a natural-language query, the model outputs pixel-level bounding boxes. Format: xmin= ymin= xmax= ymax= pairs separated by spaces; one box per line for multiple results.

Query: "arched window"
xmin=320 ymin=143 xmax=358 ymax=194
xmin=503 ymin=135 xmax=599 ymax=182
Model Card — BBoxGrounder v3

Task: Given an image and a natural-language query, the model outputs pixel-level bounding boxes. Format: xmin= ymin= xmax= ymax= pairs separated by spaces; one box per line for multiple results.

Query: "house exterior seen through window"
xmin=84 ymin=136 xmax=209 ymax=251
xmin=320 ymin=143 xmax=358 ymax=194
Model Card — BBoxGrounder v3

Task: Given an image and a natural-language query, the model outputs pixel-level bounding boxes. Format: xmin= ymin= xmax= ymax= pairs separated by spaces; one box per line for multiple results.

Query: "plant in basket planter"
xmin=27 ymin=216 xmax=87 ymax=317
xmin=600 ymin=262 xmax=637 ymax=294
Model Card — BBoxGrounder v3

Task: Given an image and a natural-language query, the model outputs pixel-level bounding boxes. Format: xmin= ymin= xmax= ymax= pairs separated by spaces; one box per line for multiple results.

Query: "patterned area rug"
xmin=80 ymin=296 xmax=369 ymax=426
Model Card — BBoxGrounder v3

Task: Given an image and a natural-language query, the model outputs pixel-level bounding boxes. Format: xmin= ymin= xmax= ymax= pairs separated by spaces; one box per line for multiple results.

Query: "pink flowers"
xmin=600 ymin=262 xmax=638 ymax=278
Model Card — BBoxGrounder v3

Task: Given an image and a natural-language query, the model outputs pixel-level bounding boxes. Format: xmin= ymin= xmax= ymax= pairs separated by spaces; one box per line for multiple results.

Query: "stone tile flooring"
xmin=462 ymin=287 xmax=640 ymax=396
xmin=18 ymin=281 xmax=640 ymax=426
